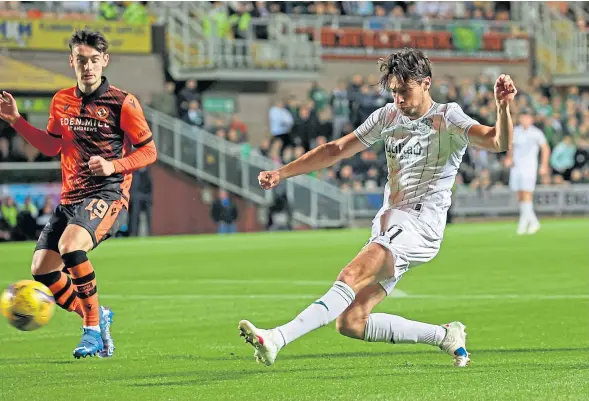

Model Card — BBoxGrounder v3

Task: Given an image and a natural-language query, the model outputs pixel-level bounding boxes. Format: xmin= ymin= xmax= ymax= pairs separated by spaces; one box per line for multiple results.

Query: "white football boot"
xmin=527 ymin=222 xmax=541 ymax=235
xmin=238 ymin=320 xmax=283 ymax=366
xmin=439 ymin=321 xmax=471 ymax=367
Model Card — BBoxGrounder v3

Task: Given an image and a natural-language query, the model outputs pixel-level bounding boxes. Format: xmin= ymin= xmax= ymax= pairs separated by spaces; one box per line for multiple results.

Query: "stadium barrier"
xmin=164 ymin=5 xmax=322 ymax=81
xmin=350 ymin=185 xmax=589 ymax=219
xmin=142 ymin=106 xmax=348 ymax=228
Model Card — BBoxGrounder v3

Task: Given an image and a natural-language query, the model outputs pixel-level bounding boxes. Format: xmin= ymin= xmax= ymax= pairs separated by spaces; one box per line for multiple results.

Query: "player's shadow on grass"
xmin=277 ymin=347 xmax=589 ymax=361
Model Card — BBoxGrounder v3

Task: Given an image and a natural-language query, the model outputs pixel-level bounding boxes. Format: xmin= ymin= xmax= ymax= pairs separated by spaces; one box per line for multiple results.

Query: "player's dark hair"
xmin=378 ymin=48 xmax=432 ymax=91
xmin=69 ymin=28 xmax=109 ymax=53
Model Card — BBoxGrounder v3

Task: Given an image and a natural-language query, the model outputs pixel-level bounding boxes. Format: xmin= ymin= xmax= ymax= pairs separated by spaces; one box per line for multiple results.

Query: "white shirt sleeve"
xmin=534 ymin=127 xmax=547 ymax=146
xmin=354 ymin=106 xmax=386 ymax=147
xmin=445 ymin=102 xmax=480 ymax=139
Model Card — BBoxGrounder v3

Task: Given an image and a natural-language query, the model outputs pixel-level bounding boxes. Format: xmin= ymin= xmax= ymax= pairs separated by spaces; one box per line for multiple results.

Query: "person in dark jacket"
xmin=211 ymin=189 xmax=239 ymax=234
xmin=128 ymin=167 xmax=153 ymax=236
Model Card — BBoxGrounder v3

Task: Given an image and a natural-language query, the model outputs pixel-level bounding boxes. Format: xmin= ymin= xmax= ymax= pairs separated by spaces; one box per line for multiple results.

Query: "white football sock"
xmin=517 ymin=202 xmax=529 ymax=232
xmin=364 ymin=313 xmax=446 ymax=346
xmin=275 ymin=281 xmax=355 ymax=347
xmin=522 ymin=201 xmax=539 ymax=226
xmin=85 ymin=325 xmax=100 ymax=333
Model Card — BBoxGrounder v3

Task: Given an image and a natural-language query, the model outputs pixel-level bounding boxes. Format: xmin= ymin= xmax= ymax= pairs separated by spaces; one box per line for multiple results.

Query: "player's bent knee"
xmin=31 ymin=250 xmax=64 ymax=276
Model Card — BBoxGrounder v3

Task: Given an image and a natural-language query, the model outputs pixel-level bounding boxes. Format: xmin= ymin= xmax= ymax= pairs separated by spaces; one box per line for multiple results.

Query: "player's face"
xmin=519 ymin=114 xmax=533 ymax=128
xmin=70 ymin=44 xmax=109 ymax=90
xmin=389 ymin=77 xmax=431 ymax=119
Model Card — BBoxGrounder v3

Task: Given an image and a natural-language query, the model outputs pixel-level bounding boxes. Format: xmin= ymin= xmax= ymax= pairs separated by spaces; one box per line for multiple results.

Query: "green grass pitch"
xmin=0 ymin=219 xmax=588 ymax=401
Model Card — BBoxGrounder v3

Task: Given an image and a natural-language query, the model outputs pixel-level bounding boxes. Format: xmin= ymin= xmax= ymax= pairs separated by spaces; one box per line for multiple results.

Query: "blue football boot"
xmin=73 ymin=328 xmax=103 ymax=359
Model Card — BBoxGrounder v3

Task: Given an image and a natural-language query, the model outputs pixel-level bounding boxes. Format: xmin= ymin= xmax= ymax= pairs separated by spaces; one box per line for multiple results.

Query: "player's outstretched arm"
xmin=258 ymin=132 xmax=366 ymax=190
xmin=0 ymin=91 xmax=61 ymax=156
xmin=539 ymin=141 xmax=551 ymax=176
xmin=467 ymin=74 xmax=516 ymax=153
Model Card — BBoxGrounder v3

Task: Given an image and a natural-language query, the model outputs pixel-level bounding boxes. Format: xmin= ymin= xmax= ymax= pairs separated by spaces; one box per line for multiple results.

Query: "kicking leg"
xmin=59 ymin=224 xmax=103 ymax=358
xmin=31 ymin=249 xmax=84 ymax=317
xmin=238 ymin=243 xmax=393 ymax=366
xmin=336 ymin=280 xmax=470 ymax=367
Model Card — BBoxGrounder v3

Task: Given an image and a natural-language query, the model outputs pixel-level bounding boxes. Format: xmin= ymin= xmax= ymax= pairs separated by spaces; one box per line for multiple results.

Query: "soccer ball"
xmin=0 ymin=280 xmax=56 ymax=331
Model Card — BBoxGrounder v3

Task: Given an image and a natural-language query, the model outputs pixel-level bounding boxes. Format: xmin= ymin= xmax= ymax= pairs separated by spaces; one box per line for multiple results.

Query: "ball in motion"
xmin=0 ymin=280 xmax=55 ymax=331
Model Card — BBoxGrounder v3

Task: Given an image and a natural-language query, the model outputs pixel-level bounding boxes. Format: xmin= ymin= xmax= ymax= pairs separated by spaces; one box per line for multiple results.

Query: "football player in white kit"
xmin=505 ymin=108 xmax=550 ymax=235
xmin=239 ymin=48 xmax=516 ymax=368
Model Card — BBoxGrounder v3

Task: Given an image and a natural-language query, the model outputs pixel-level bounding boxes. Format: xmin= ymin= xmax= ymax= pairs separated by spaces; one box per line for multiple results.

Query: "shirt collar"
xmin=75 ymin=76 xmax=110 ymax=101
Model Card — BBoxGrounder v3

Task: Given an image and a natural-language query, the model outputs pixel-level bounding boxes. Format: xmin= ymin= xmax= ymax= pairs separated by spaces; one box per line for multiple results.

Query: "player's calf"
xmin=336 ymin=283 xmax=388 ymax=340
xmin=31 ymin=250 xmax=84 ymax=317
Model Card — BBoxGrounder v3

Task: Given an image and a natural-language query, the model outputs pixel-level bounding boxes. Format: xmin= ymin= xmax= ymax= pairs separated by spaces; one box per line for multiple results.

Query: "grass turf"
xmin=0 ymin=219 xmax=588 ymax=401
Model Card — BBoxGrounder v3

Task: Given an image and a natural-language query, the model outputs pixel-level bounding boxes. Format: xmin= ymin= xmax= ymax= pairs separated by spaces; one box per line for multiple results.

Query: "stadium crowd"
xmin=142 ymin=72 xmax=589 ymax=193
xmin=4 ymin=73 xmax=588 ymax=194
xmin=0 ymin=195 xmax=55 ymax=242
xmin=204 ymin=1 xmax=511 ymax=22
xmin=0 ymin=1 xmax=153 ymax=23
xmin=265 ymin=74 xmax=589 ymax=193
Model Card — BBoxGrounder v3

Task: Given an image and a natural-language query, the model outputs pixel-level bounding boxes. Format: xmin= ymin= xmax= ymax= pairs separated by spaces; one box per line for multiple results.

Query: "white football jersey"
xmin=355 ymin=102 xmax=479 ymax=228
xmin=511 ymin=125 xmax=546 ymax=172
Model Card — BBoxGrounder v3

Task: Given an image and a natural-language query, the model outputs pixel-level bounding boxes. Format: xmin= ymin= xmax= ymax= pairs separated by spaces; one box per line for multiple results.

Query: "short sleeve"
xmin=120 ymin=93 xmax=153 ymax=148
xmin=354 ymin=107 xmax=386 ymax=147
xmin=534 ymin=128 xmax=547 ymax=146
xmin=46 ymin=95 xmax=62 ymax=138
xmin=445 ymin=103 xmax=479 ymax=137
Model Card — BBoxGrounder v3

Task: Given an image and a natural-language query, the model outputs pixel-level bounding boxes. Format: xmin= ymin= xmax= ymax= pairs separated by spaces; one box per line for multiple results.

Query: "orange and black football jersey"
xmin=47 ymin=77 xmax=153 ymax=208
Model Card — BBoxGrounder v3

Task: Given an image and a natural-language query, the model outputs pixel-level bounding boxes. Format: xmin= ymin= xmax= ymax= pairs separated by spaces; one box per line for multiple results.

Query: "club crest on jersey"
xmin=96 ymin=106 xmax=109 ymax=121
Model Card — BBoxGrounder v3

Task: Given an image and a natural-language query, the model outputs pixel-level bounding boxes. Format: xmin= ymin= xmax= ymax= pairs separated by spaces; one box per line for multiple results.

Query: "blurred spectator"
xmin=122 ymin=1 xmax=149 ymax=25
xmin=309 ymin=81 xmax=329 ymax=112
xmin=150 ymin=82 xmax=178 ymax=118
xmin=178 ymin=79 xmax=201 ymax=114
xmin=128 ymin=167 xmax=153 ymax=237
xmin=269 ymin=99 xmax=294 ymax=149
xmin=21 ymin=196 xmax=38 ymax=218
xmin=266 ymin=190 xmax=293 ymax=231
xmin=36 ymin=201 xmax=54 ymax=229
xmin=183 ymin=101 xmax=205 ymax=128
xmin=291 ymin=106 xmax=319 ymax=151
xmin=550 ymin=136 xmax=577 ymax=180
xmin=211 ymin=189 xmax=239 ymax=234
xmin=330 ymin=80 xmax=351 ymax=140
xmin=99 ymin=1 xmax=119 ymax=20
xmin=1 ymin=197 xmax=17 ymax=230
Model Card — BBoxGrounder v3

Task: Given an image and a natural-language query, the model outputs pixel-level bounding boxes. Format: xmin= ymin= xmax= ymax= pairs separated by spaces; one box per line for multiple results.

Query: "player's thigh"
xmin=367 ymin=209 xmax=441 ymax=289
xmin=336 ymin=243 xmax=393 ymax=293
xmin=64 ymin=197 xmax=126 ymax=252
xmin=31 ymin=249 xmax=65 ymax=275
xmin=32 ymin=205 xmax=70 ymax=275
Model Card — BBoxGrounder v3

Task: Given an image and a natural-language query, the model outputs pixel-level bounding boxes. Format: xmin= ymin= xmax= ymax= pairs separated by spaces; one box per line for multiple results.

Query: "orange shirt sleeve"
xmin=120 ymin=93 xmax=153 ymax=147
xmin=113 ymin=93 xmax=157 ymax=174
xmin=46 ymin=94 xmax=62 ymax=138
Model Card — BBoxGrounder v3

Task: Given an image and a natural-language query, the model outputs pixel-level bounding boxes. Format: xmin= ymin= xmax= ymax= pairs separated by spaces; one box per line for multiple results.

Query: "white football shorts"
xmin=509 ymin=168 xmax=538 ymax=192
xmin=364 ymin=207 xmax=443 ymax=295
